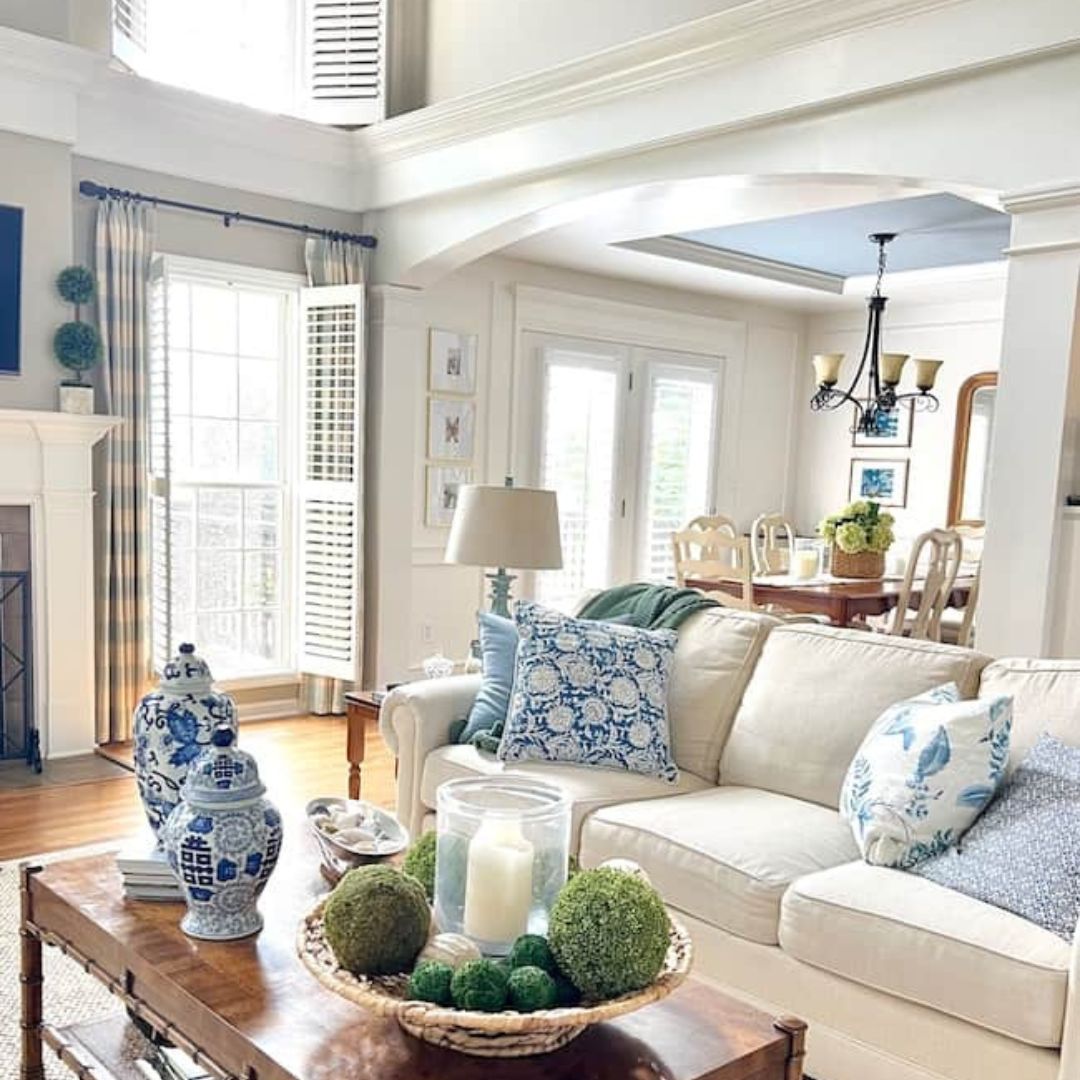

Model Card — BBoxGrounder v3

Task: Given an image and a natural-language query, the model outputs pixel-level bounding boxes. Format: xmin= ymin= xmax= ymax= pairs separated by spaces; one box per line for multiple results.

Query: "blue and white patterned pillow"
xmin=498 ymin=601 xmax=679 ymax=782
xmin=914 ymin=734 xmax=1080 ymax=940
xmin=840 ymin=683 xmax=1013 ymax=869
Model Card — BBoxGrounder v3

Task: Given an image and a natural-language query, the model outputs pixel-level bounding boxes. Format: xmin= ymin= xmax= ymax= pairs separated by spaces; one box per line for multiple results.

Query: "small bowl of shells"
xmin=306 ymin=797 xmax=409 ymax=883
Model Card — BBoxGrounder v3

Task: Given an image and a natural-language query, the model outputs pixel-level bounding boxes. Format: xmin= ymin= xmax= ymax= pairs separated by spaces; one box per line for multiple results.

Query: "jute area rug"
xmin=0 ymin=845 xmax=148 ymax=1079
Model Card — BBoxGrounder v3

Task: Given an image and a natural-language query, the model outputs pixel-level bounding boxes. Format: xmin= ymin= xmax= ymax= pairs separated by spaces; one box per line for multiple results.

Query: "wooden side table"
xmin=344 ymin=690 xmax=384 ymax=799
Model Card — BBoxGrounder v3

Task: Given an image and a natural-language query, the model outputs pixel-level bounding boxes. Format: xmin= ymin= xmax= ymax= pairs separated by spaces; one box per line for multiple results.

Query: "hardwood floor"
xmin=0 ymin=715 xmax=396 ymax=861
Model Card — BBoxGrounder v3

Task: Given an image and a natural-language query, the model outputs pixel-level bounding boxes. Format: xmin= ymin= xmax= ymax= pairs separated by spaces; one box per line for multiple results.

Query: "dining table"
xmin=682 ymin=572 xmax=976 ymax=628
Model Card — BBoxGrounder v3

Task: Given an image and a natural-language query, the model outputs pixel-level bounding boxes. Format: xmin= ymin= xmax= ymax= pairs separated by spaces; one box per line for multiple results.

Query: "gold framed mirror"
xmin=947 ymin=371 xmax=997 ymax=526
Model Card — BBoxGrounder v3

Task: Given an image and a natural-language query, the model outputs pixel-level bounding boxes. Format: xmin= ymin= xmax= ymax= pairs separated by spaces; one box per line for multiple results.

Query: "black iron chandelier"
xmin=810 ymin=232 xmax=942 ymax=436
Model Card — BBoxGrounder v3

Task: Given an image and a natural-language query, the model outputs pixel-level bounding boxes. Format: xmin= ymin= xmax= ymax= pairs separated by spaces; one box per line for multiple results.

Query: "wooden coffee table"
xmin=20 ymin=829 xmax=806 ymax=1080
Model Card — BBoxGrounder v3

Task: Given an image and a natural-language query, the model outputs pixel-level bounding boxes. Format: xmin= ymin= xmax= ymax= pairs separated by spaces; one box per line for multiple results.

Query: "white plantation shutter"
xmin=297 ymin=284 xmax=365 ymax=681
xmin=148 ymin=258 xmax=172 ymax=671
xmin=301 ymin=0 xmax=386 ymax=126
xmin=111 ymin=0 xmax=149 ymax=73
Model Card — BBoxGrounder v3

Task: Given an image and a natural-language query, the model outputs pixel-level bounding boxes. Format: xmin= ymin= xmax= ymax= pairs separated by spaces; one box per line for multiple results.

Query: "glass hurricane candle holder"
xmin=434 ymin=776 xmax=571 ymax=956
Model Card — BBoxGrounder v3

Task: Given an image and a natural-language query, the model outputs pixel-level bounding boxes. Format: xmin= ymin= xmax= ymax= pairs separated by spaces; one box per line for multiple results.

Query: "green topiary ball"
xmin=403 ymin=829 xmax=437 ymax=900
xmin=407 ymin=960 xmax=454 ymax=1006
xmin=507 ymin=965 xmax=557 ymax=1012
xmin=548 ymin=867 xmax=670 ymax=1000
xmin=507 ymin=933 xmax=557 ymax=975
xmin=323 ymin=865 xmax=430 ymax=976
xmin=450 ymin=958 xmax=509 ymax=1012
xmin=56 ymin=265 xmax=95 ymax=306
xmin=552 ymin=971 xmax=580 ymax=1007
xmin=54 ymin=321 xmax=101 ymax=374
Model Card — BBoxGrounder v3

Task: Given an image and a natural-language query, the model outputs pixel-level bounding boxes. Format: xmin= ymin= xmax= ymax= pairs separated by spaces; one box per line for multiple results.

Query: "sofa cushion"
xmin=666 ymin=607 xmax=778 ymax=781
xmin=419 ymin=744 xmax=711 ymax=848
xmin=980 ymin=658 xmax=1080 ymax=765
xmin=720 ymin=624 xmax=991 ymax=808
xmin=780 ymin=861 xmax=1071 ymax=1048
xmin=578 ymin=786 xmax=859 ymax=945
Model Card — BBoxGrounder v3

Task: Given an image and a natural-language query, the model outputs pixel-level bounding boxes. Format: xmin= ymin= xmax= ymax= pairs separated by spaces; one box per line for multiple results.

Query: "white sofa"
xmin=379 ymin=611 xmax=1080 ymax=1080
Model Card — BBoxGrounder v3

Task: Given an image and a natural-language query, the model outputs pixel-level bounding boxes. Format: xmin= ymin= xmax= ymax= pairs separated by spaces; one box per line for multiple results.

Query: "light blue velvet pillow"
xmin=457 ymin=612 xmax=518 ymax=745
xmin=498 ymin=601 xmax=679 ymax=782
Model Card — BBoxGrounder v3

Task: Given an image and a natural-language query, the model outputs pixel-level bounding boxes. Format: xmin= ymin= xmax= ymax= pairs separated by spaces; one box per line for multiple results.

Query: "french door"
xmin=527 ymin=334 xmax=721 ymax=607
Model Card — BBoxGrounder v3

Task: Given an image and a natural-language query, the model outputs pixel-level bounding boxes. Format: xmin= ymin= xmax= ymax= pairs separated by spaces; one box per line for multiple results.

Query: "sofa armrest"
xmin=380 ymin=674 xmax=482 ymax=837
xmin=1059 ymin=936 xmax=1080 ymax=1078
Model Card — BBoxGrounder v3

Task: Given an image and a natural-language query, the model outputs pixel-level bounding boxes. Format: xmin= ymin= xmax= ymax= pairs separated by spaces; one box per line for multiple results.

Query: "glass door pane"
xmin=537 ymin=352 xmax=622 ymax=608
xmin=637 ymin=364 xmax=718 ymax=581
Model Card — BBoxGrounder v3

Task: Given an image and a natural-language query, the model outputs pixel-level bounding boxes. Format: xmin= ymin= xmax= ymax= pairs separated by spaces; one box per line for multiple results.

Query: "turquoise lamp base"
xmin=486 ymin=569 xmax=517 ymax=618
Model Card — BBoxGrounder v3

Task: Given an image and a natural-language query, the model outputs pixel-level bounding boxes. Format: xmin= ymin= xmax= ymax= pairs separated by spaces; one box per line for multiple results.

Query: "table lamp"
xmin=444 ymin=478 xmax=563 ymax=616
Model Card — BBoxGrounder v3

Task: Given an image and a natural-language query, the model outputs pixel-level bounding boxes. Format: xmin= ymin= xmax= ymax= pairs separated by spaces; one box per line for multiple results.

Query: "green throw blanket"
xmin=460 ymin=585 xmax=716 ymax=754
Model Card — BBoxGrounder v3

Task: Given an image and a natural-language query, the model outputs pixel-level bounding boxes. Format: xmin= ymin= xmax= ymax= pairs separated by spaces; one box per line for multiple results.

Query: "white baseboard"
xmin=236 ymin=696 xmax=302 ymax=723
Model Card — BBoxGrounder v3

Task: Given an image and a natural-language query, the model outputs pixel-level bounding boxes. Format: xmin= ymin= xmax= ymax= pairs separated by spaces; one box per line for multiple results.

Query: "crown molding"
xmin=619 ymin=236 xmax=847 ymax=294
xmin=1001 ymin=181 xmax=1080 ymax=214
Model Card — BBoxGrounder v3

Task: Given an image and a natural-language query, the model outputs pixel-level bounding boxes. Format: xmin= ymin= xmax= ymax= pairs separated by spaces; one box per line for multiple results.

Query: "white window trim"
xmin=152 ymin=253 xmax=306 ymax=681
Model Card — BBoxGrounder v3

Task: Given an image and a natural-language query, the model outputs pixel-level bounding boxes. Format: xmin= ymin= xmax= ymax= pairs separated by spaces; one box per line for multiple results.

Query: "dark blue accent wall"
xmin=0 ymin=204 xmax=23 ymax=375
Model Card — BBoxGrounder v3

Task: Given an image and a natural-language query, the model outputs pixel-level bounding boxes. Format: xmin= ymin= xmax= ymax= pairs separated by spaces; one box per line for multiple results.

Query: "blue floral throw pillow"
xmin=498 ymin=601 xmax=679 ymax=782
xmin=840 ymin=684 xmax=1012 ymax=869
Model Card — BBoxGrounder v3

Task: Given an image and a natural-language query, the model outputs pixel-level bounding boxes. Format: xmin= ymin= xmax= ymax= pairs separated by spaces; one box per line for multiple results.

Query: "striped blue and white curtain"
xmin=301 ymin=235 xmax=366 ymax=715
xmin=95 ymin=199 xmax=155 ymax=743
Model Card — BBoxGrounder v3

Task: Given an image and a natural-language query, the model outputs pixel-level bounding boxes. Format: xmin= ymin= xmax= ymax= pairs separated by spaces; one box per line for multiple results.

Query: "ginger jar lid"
xmin=160 ymin=643 xmax=214 ymax=695
xmin=183 ymin=724 xmax=266 ymax=806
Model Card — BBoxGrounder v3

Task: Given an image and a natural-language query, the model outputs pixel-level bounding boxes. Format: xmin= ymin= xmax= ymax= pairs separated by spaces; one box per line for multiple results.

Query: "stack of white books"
xmin=115 ymin=833 xmax=183 ymax=902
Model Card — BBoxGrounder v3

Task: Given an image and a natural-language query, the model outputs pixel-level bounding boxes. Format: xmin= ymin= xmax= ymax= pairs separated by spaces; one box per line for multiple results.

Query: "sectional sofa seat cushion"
xmin=499 ymin=601 xmax=679 ymax=781
xmin=979 ymin=658 xmax=1080 ymax=766
xmin=664 ymin=607 xmax=778 ymax=781
xmin=577 ymin=785 xmax=859 ymax=945
xmin=719 ymin=624 xmax=991 ymax=807
xmin=779 ymin=861 xmax=1071 ymax=1048
xmin=915 ymin=734 xmax=1080 ymax=941
xmin=840 ymin=684 xmax=1013 ymax=868
xmin=419 ymin=743 xmax=711 ymax=848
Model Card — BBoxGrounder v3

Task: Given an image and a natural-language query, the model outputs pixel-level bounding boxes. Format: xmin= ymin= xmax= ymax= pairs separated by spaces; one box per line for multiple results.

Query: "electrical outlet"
xmin=420 ymin=622 xmax=435 ymax=646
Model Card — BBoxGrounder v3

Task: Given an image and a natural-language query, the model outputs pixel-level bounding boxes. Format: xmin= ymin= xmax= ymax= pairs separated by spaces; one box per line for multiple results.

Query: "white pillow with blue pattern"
xmin=498 ymin=601 xmax=679 ymax=782
xmin=840 ymin=683 xmax=1013 ymax=869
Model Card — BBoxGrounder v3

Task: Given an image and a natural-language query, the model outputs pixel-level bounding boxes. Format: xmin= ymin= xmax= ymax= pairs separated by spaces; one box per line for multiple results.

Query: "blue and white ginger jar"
xmin=133 ymin=643 xmax=238 ymax=840
xmin=162 ymin=723 xmax=283 ymax=941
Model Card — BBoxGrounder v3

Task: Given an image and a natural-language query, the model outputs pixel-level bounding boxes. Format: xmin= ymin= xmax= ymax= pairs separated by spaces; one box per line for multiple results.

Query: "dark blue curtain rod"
xmin=78 ymin=179 xmax=377 ymax=248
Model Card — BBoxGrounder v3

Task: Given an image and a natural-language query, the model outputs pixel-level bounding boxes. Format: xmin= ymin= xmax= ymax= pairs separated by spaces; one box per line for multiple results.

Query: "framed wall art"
xmin=0 ymin=204 xmax=23 ymax=375
xmin=849 ymin=458 xmax=909 ymax=508
xmin=428 ymin=396 xmax=476 ymax=461
xmin=429 ymin=329 xmax=477 ymax=394
xmin=426 ymin=465 xmax=472 ymax=527
xmin=852 ymin=406 xmax=913 ymax=448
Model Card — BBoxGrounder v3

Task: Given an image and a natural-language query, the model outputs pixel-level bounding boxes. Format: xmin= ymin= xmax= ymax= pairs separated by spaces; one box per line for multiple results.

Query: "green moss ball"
xmin=552 ymin=972 xmax=580 ymax=1007
xmin=548 ymin=867 xmax=670 ymax=999
xmin=407 ymin=960 xmax=454 ymax=1006
xmin=507 ymin=966 xmax=557 ymax=1012
xmin=323 ymin=865 xmax=430 ymax=976
xmin=403 ymin=829 xmax=437 ymax=900
xmin=450 ymin=958 xmax=509 ymax=1012
xmin=508 ymin=933 xmax=557 ymax=974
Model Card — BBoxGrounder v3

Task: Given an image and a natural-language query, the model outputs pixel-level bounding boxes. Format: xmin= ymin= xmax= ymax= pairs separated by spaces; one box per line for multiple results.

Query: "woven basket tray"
xmin=831 ymin=546 xmax=885 ymax=579
xmin=297 ymin=898 xmax=693 ymax=1057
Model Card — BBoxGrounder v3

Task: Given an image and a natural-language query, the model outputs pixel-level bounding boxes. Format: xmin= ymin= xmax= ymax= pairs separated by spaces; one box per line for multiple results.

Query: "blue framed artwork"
xmin=852 ymin=405 xmax=913 ymax=448
xmin=850 ymin=458 xmax=909 ymax=508
xmin=0 ymin=204 xmax=23 ymax=375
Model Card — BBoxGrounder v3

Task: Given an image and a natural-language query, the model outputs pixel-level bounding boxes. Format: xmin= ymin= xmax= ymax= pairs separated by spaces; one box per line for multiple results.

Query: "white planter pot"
xmin=58 ymin=384 xmax=94 ymax=415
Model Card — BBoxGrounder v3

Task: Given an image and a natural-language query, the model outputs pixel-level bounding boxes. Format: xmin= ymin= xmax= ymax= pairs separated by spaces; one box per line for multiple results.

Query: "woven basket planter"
xmin=831 ymin=546 xmax=885 ymax=579
xmin=298 ymin=898 xmax=693 ymax=1057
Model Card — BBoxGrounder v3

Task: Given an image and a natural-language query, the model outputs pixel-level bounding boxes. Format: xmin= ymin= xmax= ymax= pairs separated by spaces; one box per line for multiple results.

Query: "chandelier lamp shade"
xmin=810 ymin=233 xmax=943 ymax=436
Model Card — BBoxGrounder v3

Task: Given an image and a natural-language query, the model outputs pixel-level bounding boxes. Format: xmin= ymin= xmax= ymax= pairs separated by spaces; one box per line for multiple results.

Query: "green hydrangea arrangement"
xmin=407 ymin=960 xmax=455 ymax=1006
xmin=403 ymin=829 xmax=437 ymax=900
xmin=548 ymin=868 xmax=670 ymax=999
xmin=323 ymin=865 xmax=430 ymax=976
xmin=507 ymin=965 xmax=558 ymax=1012
xmin=450 ymin=958 xmax=509 ymax=1012
xmin=507 ymin=933 xmax=558 ymax=975
xmin=818 ymin=500 xmax=895 ymax=555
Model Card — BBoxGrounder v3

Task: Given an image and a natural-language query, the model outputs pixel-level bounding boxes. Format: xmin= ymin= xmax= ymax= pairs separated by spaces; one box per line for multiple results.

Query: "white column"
xmin=979 ymin=185 xmax=1080 ymax=658
xmin=365 ymin=285 xmax=425 ymax=687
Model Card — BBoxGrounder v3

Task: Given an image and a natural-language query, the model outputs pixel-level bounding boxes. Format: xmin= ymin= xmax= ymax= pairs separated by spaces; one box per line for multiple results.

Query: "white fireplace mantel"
xmin=0 ymin=408 xmax=123 ymax=758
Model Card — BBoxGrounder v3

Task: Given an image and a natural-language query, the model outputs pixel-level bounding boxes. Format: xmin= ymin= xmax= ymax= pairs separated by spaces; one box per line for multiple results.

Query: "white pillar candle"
xmin=463 ymin=817 xmax=534 ymax=945
xmin=793 ymin=549 xmax=819 ymax=580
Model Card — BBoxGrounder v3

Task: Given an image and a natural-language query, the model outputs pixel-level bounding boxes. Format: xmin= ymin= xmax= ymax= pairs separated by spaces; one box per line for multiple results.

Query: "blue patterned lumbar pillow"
xmin=498 ymin=600 xmax=679 ymax=782
xmin=840 ymin=684 xmax=1012 ymax=869
xmin=914 ymin=734 xmax=1080 ymax=940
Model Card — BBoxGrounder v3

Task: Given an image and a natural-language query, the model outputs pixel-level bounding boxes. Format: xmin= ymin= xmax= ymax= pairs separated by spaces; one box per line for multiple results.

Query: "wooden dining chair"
xmin=940 ymin=558 xmax=982 ymax=647
xmin=750 ymin=513 xmax=795 ymax=575
xmin=672 ymin=528 xmax=753 ymax=608
xmin=883 ymin=528 xmax=965 ymax=640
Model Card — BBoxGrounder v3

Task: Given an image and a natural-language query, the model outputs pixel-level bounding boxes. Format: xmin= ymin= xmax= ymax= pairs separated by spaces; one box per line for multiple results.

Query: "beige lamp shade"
xmin=879 ymin=352 xmax=909 ymax=386
xmin=445 ymin=485 xmax=563 ymax=570
xmin=812 ymin=353 xmax=844 ymax=387
xmin=913 ymin=358 xmax=943 ymax=391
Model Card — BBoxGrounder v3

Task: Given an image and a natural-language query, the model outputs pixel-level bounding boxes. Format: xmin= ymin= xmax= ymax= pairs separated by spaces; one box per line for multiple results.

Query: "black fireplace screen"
xmin=0 ymin=571 xmax=38 ymax=771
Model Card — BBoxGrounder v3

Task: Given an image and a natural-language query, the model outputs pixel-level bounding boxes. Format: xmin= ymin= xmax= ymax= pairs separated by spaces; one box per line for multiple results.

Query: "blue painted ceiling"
xmin=675 ymin=194 xmax=1009 ymax=277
